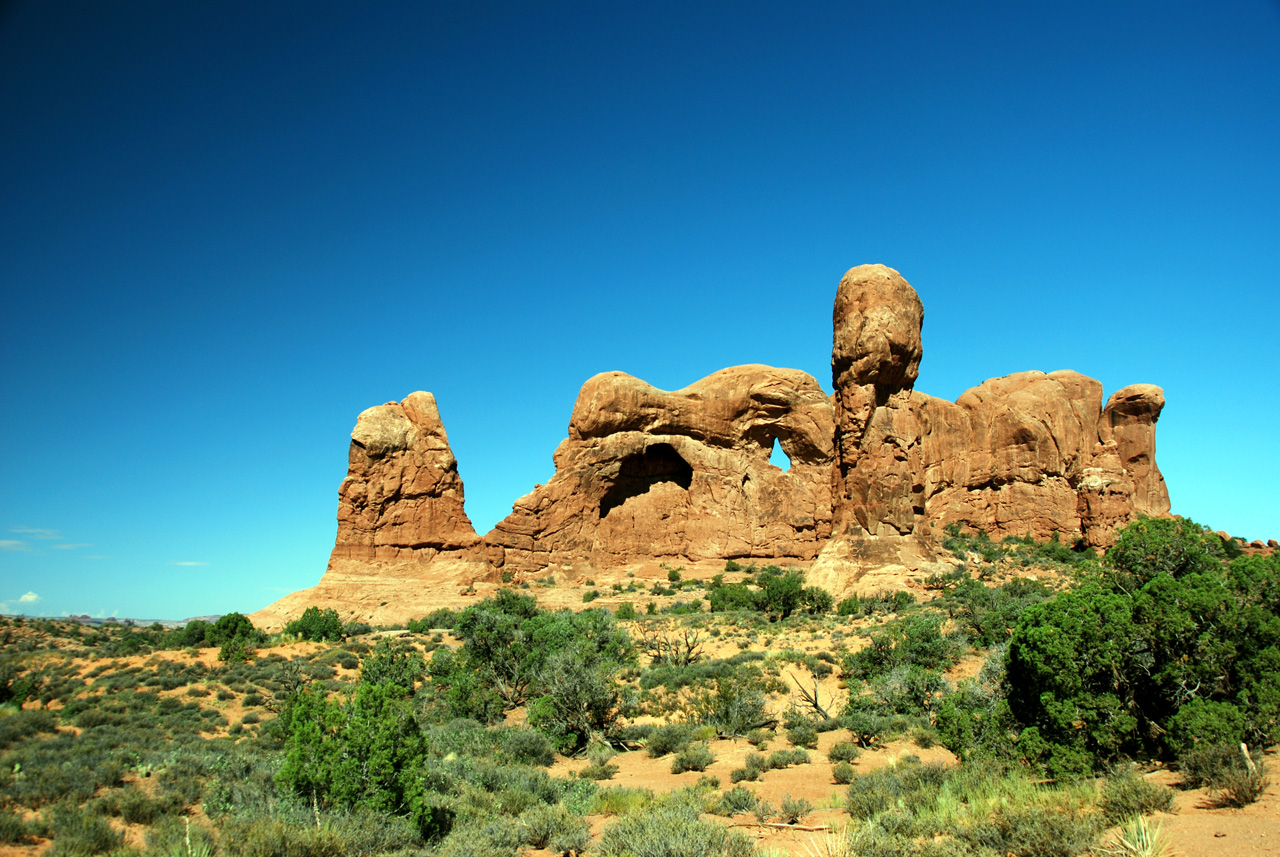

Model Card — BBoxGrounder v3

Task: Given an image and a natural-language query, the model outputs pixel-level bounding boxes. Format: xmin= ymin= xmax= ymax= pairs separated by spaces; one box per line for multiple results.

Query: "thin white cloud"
xmin=53 ymin=543 xmax=92 ymax=550
xmin=0 ymin=540 xmax=28 ymax=551
xmin=171 ymin=561 xmax=210 ymax=567
xmin=18 ymin=592 xmax=40 ymax=604
xmin=10 ymin=526 xmax=61 ymax=540
xmin=0 ymin=603 xmax=7 ymax=613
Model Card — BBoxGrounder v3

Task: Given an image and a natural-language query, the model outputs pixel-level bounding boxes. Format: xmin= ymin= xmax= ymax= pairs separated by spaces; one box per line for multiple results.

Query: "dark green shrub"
xmin=1177 ymin=741 xmax=1244 ymax=788
xmin=707 ymin=582 xmax=757 ymax=613
xmin=173 ymin=619 xmax=212 ymax=648
xmin=684 ymin=673 xmax=769 ymax=737
xmin=0 ymin=805 xmax=33 ymax=844
xmin=827 ymin=741 xmax=861 ymax=763
xmin=517 ymin=803 xmax=589 ymax=850
xmin=579 ymin=760 xmax=620 ymax=780
xmin=496 ymin=728 xmax=555 ymax=767
xmin=645 ymin=723 xmax=694 ymax=758
xmin=0 ymin=708 xmax=58 ymax=750
xmin=670 ymin=743 xmax=714 ymax=774
xmin=1006 ymin=532 xmax=1280 ymax=774
xmin=1104 ymin=516 xmax=1223 ymax=589
xmin=284 ymin=607 xmax=343 ymax=643
xmin=210 ymin=612 xmax=267 ymax=647
xmin=45 ymin=803 xmax=124 ymax=857
xmin=718 ymin=785 xmax=758 ymax=815
xmin=1100 ymin=764 xmax=1175 ymax=821
xmin=219 ymin=637 xmax=256 ymax=663
xmin=959 ymin=804 xmax=1101 ymax=857
xmin=1210 ymin=758 xmax=1270 ymax=808
xmin=838 ymin=590 xmax=917 ymax=618
xmin=801 ymin=586 xmax=834 ymax=615
xmin=276 ymin=681 xmax=429 ymax=827
xmin=407 ymin=607 xmax=458 ymax=633
xmin=785 ymin=720 xmax=818 ymax=748
xmin=219 ymin=816 xmax=347 ymax=857
xmin=767 ymin=748 xmax=809 ymax=769
xmin=778 ymin=793 xmax=813 ymax=824
xmin=359 ymin=638 xmax=425 ymax=690
xmin=842 ymin=614 xmax=964 ymax=681
xmin=615 ymin=602 xmax=638 ymax=620
xmin=832 ymin=761 xmax=855 ymax=784
xmin=755 ymin=567 xmax=807 ymax=621
xmin=596 ymin=802 xmax=753 ymax=857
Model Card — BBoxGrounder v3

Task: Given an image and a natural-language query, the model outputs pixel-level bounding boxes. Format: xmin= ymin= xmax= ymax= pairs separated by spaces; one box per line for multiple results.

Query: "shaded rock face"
xmin=819 ymin=264 xmax=1170 ymax=581
xmin=330 ymin=392 xmax=479 ymax=562
xmin=484 ymin=365 xmax=835 ymax=573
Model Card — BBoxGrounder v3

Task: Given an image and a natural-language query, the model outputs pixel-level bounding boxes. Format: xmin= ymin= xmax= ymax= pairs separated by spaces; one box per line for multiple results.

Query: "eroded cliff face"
xmin=810 ymin=264 xmax=1169 ymax=594
xmin=253 ymin=262 xmax=1172 ymax=625
xmin=485 ymin=365 xmax=835 ymax=574
xmin=331 ymin=392 xmax=480 ymax=561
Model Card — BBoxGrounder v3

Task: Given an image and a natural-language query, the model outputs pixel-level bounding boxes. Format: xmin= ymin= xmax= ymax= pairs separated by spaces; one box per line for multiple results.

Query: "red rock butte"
xmin=252 ymin=264 xmax=1169 ymax=627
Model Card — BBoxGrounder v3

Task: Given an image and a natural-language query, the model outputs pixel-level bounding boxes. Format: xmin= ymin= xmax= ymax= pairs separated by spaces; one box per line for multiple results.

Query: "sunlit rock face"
xmin=484 ymin=364 xmax=836 ymax=574
xmin=811 ymin=264 xmax=1169 ymax=595
xmin=331 ymin=391 xmax=480 ymax=560
xmin=254 ymin=262 xmax=1171 ymax=625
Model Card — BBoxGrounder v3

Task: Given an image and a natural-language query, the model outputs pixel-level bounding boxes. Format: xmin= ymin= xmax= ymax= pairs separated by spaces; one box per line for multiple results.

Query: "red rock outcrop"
xmin=331 ymin=392 xmax=480 ymax=560
xmin=249 ymin=392 xmax=491 ymax=630
xmin=812 ymin=264 xmax=1170 ymax=593
xmin=255 ymin=262 xmax=1176 ymax=623
xmin=484 ymin=365 xmax=835 ymax=574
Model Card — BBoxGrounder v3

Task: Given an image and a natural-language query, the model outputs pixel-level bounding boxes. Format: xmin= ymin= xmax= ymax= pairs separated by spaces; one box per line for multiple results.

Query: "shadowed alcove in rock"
xmin=598 ymin=443 xmax=694 ymax=519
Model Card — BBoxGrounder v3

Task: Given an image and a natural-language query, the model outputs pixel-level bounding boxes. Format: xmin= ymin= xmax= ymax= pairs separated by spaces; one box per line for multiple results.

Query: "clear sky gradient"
xmin=3 ymin=1 xmax=1277 ymax=620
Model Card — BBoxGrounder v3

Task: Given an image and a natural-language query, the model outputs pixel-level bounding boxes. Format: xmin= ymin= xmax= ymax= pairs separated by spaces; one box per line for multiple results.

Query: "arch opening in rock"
xmin=769 ymin=437 xmax=792 ymax=471
xmin=599 ymin=443 xmax=693 ymax=518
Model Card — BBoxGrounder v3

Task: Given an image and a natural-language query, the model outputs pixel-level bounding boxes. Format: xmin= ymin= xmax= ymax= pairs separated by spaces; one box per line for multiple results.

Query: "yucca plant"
xmin=1101 ymin=815 xmax=1173 ymax=857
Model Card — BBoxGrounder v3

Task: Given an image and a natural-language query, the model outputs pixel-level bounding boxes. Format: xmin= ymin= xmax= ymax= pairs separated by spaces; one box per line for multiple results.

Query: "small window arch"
xmin=769 ymin=437 xmax=792 ymax=472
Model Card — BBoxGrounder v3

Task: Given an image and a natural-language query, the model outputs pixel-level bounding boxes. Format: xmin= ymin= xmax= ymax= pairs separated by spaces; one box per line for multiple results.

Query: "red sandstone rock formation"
xmin=331 ymin=392 xmax=480 ymax=560
xmin=254 ymin=262 xmax=1175 ymax=623
xmin=811 ymin=264 xmax=1170 ymax=594
xmin=485 ymin=365 xmax=834 ymax=574
xmin=247 ymin=393 xmax=491 ymax=630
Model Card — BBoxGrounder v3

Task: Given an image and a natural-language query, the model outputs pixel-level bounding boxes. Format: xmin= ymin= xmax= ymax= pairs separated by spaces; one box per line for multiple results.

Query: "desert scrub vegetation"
xmin=0 ymin=516 xmax=1275 ymax=854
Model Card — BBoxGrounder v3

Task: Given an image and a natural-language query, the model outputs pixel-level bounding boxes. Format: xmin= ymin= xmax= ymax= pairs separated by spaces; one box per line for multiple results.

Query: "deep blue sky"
xmin=3 ymin=1 xmax=1277 ymax=620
